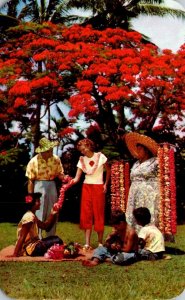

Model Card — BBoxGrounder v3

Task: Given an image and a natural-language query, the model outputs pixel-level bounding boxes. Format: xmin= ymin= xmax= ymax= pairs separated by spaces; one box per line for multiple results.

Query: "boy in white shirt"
xmin=133 ymin=207 xmax=165 ymax=260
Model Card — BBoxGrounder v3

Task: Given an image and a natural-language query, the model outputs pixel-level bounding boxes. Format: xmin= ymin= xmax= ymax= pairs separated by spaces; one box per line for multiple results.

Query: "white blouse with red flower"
xmin=77 ymin=152 xmax=107 ymax=184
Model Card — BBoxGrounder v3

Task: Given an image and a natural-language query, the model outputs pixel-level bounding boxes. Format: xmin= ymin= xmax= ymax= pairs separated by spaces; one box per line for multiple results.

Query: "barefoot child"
xmin=106 ymin=207 xmax=165 ymax=265
xmin=133 ymin=207 xmax=165 ymax=260
xmin=82 ymin=210 xmax=138 ymax=266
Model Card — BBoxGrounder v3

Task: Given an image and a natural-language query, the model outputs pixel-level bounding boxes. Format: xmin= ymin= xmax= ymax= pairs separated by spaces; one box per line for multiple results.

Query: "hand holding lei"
xmin=53 ymin=175 xmax=73 ymax=210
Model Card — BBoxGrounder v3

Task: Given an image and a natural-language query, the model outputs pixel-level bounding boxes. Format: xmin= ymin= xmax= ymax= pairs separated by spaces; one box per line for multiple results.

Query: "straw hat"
xmin=124 ymin=132 xmax=158 ymax=158
xmin=35 ymin=137 xmax=59 ymax=153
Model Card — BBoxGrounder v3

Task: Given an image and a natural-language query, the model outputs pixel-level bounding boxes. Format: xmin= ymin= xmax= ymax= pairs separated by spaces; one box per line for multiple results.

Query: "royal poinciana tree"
xmin=0 ymin=22 xmax=185 ymax=161
xmin=0 ymin=21 xmax=185 ymax=222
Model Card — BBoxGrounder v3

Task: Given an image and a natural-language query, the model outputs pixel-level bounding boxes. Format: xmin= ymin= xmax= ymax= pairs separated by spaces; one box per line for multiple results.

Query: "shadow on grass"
xmin=165 ymin=246 xmax=185 ymax=255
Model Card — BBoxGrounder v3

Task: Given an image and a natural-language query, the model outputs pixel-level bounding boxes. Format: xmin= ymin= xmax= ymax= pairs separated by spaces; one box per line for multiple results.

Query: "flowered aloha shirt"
xmin=126 ymin=157 xmax=159 ymax=233
xmin=26 ymin=154 xmax=64 ymax=181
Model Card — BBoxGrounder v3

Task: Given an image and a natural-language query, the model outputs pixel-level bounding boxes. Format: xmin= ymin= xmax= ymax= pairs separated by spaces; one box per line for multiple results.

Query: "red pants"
xmin=80 ymin=184 xmax=105 ymax=232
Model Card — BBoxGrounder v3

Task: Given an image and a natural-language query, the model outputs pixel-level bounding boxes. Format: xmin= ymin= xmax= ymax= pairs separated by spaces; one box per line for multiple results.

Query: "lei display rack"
xmin=110 ymin=144 xmax=177 ymax=240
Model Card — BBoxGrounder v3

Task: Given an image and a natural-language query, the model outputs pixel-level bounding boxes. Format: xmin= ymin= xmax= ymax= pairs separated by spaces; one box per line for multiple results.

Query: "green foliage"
xmin=67 ymin=0 xmax=185 ymax=29
xmin=0 ymin=145 xmax=29 ymax=222
xmin=0 ymin=148 xmax=22 ymax=166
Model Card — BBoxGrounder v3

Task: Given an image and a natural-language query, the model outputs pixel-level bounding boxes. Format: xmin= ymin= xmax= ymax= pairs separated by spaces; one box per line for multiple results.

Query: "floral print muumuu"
xmin=126 ymin=157 xmax=159 ymax=232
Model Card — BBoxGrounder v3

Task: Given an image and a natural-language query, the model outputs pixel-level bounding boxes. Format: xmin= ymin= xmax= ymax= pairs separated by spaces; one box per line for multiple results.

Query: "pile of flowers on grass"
xmin=44 ymin=242 xmax=81 ymax=260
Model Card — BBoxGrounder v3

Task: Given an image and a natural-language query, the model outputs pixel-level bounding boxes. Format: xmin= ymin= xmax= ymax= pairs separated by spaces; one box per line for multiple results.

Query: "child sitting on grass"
xmin=82 ymin=210 xmax=138 ymax=266
xmin=112 ymin=207 xmax=165 ymax=264
xmin=133 ymin=207 xmax=165 ymax=261
xmin=12 ymin=192 xmax=63 ymax=257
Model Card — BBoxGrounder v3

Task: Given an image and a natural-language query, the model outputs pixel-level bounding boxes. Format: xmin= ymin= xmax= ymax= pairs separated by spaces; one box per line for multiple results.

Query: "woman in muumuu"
xmin=124 ymin=132 xmax=159 ymax=233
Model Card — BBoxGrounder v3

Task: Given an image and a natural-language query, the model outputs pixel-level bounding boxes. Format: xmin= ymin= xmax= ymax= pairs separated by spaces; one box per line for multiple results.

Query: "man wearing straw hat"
xmin=26 ymin=137 xmax=65 ymax=238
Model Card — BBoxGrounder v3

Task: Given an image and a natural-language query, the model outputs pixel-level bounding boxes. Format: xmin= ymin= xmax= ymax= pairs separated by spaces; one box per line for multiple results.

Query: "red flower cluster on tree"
xmin=0 ymin=21 xmax=184 ymax=164
xmin=59 ymin=127 xmax=76 ymax=137
xmin=14 ymin=97 xmax=26 ymax=108
xmin=9 ymin=81 xmax=31 ymax=96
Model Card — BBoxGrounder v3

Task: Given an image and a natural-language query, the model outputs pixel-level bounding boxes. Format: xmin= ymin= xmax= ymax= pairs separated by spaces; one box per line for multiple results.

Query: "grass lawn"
xmin=0 ymin=222 xmax=185 ymax=300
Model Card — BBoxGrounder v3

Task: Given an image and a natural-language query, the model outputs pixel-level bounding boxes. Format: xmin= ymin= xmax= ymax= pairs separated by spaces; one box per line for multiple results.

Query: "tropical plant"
xmin=0 ymin=22 xmax=184 ymax=151
xmin=0 ymin=0 xmax=83 ymax=25
xmin=1 ymin=0 xmax=185 ymax=30
xmin=66 ymin=0 xmax=185 ymax=29
xmin=0 ymin=21 xmax=185 ymax=221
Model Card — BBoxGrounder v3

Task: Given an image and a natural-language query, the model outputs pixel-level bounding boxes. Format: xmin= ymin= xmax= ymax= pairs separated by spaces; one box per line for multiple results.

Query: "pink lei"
xmin=79 ymin=152 xmax=101 ymax=175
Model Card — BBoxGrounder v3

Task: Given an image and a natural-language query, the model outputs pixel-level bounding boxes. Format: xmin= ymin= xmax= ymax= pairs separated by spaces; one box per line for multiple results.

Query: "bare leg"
xmin=85 ymin=229 xmax=92 ymax=246
xmin=97 ymin=231 xmax=104 ymax=246
xmin=82 ymin=258 xmax=100 ymax=267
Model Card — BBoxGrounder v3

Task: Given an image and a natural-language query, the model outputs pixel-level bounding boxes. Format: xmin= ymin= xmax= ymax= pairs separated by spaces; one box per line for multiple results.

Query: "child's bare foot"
xmin=82 ymin=245 xmax=93 ymax=252
xmin=82 ymin=260 xmax=99 ymax=267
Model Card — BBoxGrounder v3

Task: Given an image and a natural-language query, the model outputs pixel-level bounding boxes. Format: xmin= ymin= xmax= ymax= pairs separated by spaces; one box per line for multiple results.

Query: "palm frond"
xmin=18 ymin=0 xmax=40 ymax=22
xmin=49 ymin=2 xmax=69 ymax=22
xmin=140 ymin=0 xmax=164 ymax=4
xmin=46 ymin=0 xmax=62 ymax=20
xmin=62 ymin=14 xmax=88 ymax=25
xmin=0 ymin=13 xmax=19 ymax=29
xmin=138 ymin=4 xmax=185 ymax=19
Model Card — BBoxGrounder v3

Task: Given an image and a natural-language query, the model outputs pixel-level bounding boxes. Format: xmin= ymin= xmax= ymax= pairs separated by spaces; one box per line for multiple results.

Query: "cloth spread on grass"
xmin=0 ymin=245 xmax=93 ymax=262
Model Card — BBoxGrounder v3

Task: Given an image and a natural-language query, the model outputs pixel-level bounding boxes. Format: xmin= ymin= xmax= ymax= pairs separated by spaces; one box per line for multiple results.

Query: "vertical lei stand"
xmin=111 ymin=161 xmax=130 ymax=212
xmin=158 ymin=144 xmax=177 ymax=242
xmin=111 ymin=146 xmax=177 ymax=242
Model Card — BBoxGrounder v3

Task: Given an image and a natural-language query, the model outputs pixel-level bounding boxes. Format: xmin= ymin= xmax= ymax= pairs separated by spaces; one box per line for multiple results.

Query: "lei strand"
xmin=111 ymin=161 xmax=130 ymax=212
xmin=54 ymin=175 xmax=73 ymax=210
xmin=124 ymin=162 xmax=130 ymax=208
xmin=158 ymin=147 xmax=165 ymax=233
xmin=169 ymin=147 xmax=177 ymax=234
xmin=158 ymin=144 xmax=177 ymax=238
xmin=119 ymin=162 xmax=125 ymax=211
xmin=79 ymin=152 xmax=101 ymax=175
xmin=163 ymin=144 xmax=171 ymax=235
xmin=111 ymin=162 xmax=120 ymax=211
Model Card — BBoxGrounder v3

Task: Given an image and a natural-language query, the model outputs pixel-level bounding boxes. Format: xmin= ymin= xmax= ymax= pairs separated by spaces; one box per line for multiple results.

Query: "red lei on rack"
xmin=110 ymin=144 xmax=177 ymax=240
xmin=158 ymin=144 xmax=177 ymax=238
xmin=111 ymin=161 xmax=130 ymax=212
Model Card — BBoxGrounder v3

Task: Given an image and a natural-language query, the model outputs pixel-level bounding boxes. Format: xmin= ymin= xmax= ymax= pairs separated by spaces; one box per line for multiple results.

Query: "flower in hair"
xmin=25 ymin=195 xmax=33 ymax=203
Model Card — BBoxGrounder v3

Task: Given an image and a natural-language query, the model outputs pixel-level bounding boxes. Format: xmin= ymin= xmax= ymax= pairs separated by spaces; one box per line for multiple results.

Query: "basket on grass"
xmin=44 ymin=242 xmax=81 ymax=260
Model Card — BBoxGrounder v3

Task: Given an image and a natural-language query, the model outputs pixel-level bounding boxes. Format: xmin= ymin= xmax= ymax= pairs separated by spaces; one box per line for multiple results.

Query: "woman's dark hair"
xmin=110 ymin=210 xmax=126 ymax=225
xmin=25 ymin=192 xmax=42 ymax=210
xmin=133 ymin=207 xmax=151 ymax=226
